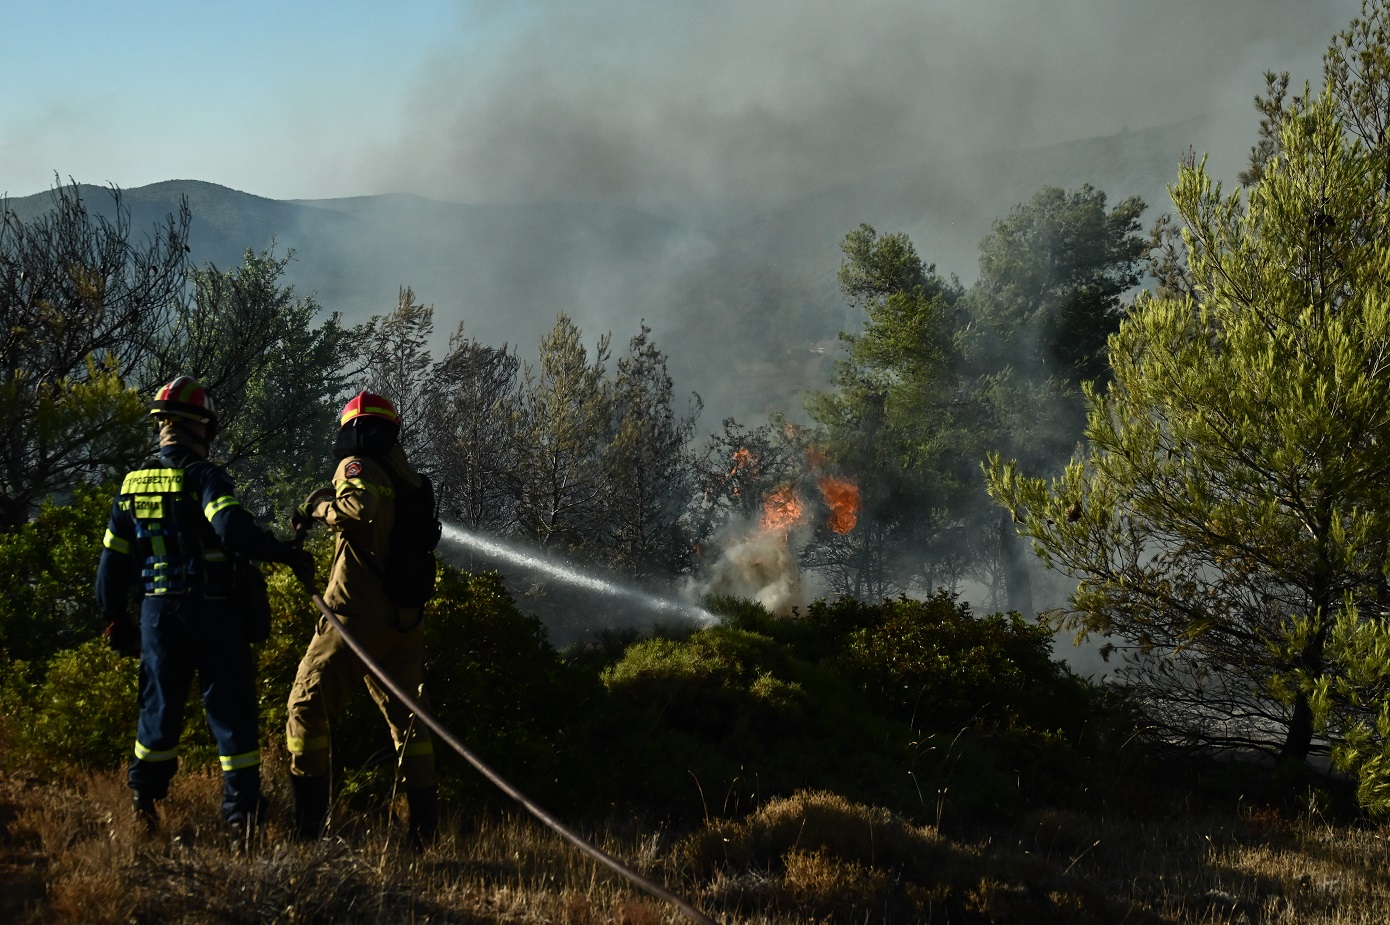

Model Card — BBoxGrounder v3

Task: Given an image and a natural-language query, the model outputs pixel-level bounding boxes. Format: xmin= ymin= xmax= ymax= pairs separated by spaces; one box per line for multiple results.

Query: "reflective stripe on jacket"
xmin=97 ymin=445 xmax=297 ymax=610
xmin=309 ymin=445 xmax=422 ymax=623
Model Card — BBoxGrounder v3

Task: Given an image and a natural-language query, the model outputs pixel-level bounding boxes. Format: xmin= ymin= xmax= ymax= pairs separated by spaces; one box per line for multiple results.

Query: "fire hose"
xmin=303 ymin=585 xmax=720 ymax=925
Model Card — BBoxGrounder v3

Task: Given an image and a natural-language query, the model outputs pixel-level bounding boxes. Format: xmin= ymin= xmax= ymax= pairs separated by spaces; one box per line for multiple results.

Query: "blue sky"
xmin=1 ymin=0 xmax=1364 ymax=211
xmin=1 ymin=0 xmax=470 ymax=198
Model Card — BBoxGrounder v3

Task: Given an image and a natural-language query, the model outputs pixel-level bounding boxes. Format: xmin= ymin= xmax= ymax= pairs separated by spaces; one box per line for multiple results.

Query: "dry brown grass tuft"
xmin=780 ymin=848 xmax=890 ymax=920
xmin=6 ymin=766 xmax=1390 ymax=924
xmin=673 ymin=788 xmax=954 ymax=880
xmin=1 ymin=762 xmax=699 ymax=925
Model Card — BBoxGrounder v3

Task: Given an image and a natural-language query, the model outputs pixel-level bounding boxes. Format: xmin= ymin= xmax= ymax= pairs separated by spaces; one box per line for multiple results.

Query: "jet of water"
xmin=439 ymin=523 xmax=719 ymax=627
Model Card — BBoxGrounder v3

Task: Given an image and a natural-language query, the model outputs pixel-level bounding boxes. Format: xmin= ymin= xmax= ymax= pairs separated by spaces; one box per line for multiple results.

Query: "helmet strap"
xmin=157 ymin=417 xmax=212 ymax=455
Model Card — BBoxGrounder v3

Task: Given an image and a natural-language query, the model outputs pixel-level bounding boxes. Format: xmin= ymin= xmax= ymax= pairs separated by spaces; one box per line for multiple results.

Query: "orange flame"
xmin=819 ymin=477 xmax=860 ymax=534
xmin=760 ymin=485 xmax=806 ymax=533
xmin=728 ymin=447 xmax=757 ymax=497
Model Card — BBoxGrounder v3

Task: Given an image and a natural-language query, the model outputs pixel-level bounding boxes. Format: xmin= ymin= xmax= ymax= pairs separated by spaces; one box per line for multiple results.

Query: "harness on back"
xmin=117 ymin=456 xmax=234 ymax=598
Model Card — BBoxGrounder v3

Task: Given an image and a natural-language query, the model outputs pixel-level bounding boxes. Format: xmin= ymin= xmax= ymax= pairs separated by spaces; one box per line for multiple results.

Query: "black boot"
xmin=226 ymin=794 xmax=270 ymax=853
xmin=289 ymin=774 xmax=330 ymax=841
xmin=406 ymin=786 xmax=438 ymax=850
xmin=133 ymin=793 xmax=159 ymax=836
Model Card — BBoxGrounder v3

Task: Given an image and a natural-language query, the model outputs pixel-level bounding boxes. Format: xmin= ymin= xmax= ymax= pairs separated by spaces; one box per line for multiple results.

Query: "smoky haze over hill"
xmin=10 ymin=114 xmax=1242 ymax=428
xmin=5 ymin=0 xmax=1358 ymax=424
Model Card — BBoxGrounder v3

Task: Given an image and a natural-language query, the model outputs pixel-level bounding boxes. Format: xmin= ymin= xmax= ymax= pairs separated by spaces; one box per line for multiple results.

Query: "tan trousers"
xmin=285 ymin=611 xmax=436 ymax=789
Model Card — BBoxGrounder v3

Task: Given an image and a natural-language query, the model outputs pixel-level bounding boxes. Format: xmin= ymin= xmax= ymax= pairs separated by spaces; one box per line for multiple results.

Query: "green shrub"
xmin=0 ymin=640 xmax=139 ymax=772
xmin=0 ymin=482 xmax=112 ymax=664
xmin=713 ymin=591 xmax=1109 ymax=738
xmin=421 ymin=568 xmax=598 ymax=807
xmin=830 ymin=592 xmax=1092 ymax=734
xmin=598 ymin=623 xmax=917 ymax=817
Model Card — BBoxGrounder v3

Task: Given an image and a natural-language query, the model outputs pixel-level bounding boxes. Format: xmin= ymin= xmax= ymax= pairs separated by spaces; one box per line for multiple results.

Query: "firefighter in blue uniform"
xmin=97 ymin=376 xmax=313 ymax=837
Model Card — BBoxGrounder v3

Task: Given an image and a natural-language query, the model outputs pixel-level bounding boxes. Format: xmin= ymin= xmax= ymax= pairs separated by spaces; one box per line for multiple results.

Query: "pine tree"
xmin=358 ymin=287 xmax=435 ymax=459
xmin=515 ymin=314 xmax=612 ymax=554
xmin=604 ymin=323 xmax=700 ymax=579
xmin=426 ymin=327 xmax=523 ymax=533
xmin=987 ymin=92 xmax=1390 ymax=766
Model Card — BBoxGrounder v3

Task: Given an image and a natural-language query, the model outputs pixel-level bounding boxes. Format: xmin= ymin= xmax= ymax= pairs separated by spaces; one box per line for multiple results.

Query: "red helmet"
xmin=150 ymin=376 xmax=218 ymax=431
xmin=340 ymin=391 xmax=400 ymax=427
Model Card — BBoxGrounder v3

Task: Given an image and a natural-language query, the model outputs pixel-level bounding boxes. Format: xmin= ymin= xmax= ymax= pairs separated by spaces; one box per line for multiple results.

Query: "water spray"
xmin=438 ymin=523 xmax=719 ymax=627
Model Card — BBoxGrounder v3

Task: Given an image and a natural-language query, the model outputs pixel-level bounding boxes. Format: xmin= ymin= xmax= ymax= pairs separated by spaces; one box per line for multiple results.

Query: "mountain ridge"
xmin=4 ymin=114 xmax=1232 ymax=427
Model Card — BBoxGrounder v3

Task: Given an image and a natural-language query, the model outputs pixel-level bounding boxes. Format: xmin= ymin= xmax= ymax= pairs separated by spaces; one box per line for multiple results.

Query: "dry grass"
xmin=0 ymin=758 xmax=686 ymax=925
xmin=3 ymin=765 xmax=1390 ymax=924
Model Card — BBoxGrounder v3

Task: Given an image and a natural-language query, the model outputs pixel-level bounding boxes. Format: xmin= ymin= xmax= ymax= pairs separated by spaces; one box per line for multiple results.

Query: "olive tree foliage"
xmin=0 ymin=180 xmax=190 ymax=531
xmin=987 ymin=93 xmax=1390 ymax=765
xmin=145 ymin=247 xmax=357 ymax=518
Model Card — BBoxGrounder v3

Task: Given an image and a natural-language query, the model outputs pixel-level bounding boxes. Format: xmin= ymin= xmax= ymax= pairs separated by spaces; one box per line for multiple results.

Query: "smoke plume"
xmin=371 ymin=0 xmax=1356 ymax=222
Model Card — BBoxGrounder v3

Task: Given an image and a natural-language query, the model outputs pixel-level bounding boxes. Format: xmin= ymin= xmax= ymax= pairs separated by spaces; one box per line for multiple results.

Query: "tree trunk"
xmin=1281 ymin=692 xmax=1315 ymax=763
xmin=1279 ymin=614 xmax=1330 ymax=763
xmin=1001 ymin=509 xmax=1034 ymax=616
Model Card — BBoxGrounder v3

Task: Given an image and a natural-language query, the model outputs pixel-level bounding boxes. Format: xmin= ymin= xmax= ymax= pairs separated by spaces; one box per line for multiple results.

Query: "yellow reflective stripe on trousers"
xmin=122 ymin=468 xmax=183 ymax=494
xmin=134 ymin=741 xmax=179 ymax=762
xmin=402 ymin=740 xmax=434 ymax=757
xmin=219 ymin=750 xmax=260 ymax=771
xmin=286 ymin=735 xmax=330 ymax=754
xmin=103 ymin=529 xmax=132 ymax=555
xmin=204 ymin=495 xmax=240 ymax=520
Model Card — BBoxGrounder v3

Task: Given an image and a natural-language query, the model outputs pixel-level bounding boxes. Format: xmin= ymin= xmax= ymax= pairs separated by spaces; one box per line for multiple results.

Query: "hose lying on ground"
xmin=305 ymin=586 xmax=720 ymax=925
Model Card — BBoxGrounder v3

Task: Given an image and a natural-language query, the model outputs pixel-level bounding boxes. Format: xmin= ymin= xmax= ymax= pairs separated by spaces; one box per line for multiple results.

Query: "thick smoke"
xmin=690 ymin=517 xmax=811 ymax=616
xmin=371 ymin=0 xmax=1356 ymax=222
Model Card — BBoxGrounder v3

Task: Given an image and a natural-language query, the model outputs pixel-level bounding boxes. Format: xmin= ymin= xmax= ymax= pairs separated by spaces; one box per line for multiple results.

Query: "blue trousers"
xmin=128 ymin=595 xmax=262 ymax=821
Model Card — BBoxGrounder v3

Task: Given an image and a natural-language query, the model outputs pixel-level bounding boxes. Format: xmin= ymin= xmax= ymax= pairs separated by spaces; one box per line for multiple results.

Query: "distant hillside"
xmin=4 ymin=115 xmax=1223 ymax=430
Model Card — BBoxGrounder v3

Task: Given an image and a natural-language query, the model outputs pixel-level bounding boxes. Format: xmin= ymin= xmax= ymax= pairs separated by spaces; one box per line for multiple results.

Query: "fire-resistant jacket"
xmin=97 ymin=445 xmax=298 ymax=614
xmin=307 ymin=444 xmax=423 ymax=623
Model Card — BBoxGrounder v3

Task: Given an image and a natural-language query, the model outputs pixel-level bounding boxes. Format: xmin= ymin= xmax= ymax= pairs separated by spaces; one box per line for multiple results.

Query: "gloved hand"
xmin=286 ymin=547 xmax=317 ymax=590
xmin=292 ymin=487 xmax=335 ymax=534
xmin=291 ymin=506 xmax=316 ymax=542
xmin=104 ymin=617 xmax=141 ymax=658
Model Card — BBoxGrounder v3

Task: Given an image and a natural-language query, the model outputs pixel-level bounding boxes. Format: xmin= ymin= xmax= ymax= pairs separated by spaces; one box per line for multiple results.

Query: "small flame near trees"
xmin=756 ymin=477 xmax=861 ymax=536
xmin=760 ymin=485 xmax=805 ymax=533
xmin=693 ymin=450 xmax=862 ymax=614
xmin=818 ymin=477 xmax=859 ymax=534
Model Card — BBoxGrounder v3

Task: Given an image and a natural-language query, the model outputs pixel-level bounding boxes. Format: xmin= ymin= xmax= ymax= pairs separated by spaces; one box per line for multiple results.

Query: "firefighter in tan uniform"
xmin=285 ymin=391 xmax=438 ymax=845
